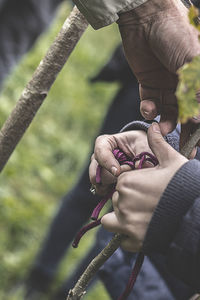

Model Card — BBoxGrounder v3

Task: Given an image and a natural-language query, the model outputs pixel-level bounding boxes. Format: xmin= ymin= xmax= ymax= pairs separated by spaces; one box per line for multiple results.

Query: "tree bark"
xmin=66 ymin=234 xmax=125 ymax=300
xmin=0 ymin=6 xmax=88 ymax=171
xmin=181 ymin=124 xmax=200 ymax=157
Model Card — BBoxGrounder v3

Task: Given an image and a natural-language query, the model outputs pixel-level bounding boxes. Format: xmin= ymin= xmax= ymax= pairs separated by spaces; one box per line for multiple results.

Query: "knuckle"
xmin=118 ymin=172 xmax=128 ymax=185
xmin=95 ymin=134 xmax=109 ymax=146
xmin=117 ymin=172 xmax=135 ymax=189
xmin=112 ymin=191 xmax=119 ymax=207
xmin=90 ymin=153 xmax=95 ymax=161
xmin=118 ymin=202 xmax=127 ymax=215
xmin=101 ymin=214 xmax=108 ymax=227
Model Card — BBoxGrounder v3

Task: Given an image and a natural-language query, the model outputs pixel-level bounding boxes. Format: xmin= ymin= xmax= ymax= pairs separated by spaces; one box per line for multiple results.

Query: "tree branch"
xmin=181 ymin=124 xmax=200 ymax=157
xmin=0 ymin=6 xmax=88 ymax=171
xmin=66 ymin=234 xmax=125 ymax=300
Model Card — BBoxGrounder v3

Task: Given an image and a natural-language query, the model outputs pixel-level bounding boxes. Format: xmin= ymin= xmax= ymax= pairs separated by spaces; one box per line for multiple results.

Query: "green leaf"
xmin=188 ymin=6 xmax=200 ymax=31
xmin=177 ymin=55 xmax=200 ymax=122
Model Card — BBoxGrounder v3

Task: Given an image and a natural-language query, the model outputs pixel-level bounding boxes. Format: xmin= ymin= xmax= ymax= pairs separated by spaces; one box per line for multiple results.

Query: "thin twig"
xmin=0 ymin=6 xmax=88 ymax=171
xmin=181 ymin=124 xmax=200 ymax=157
xmin=66 ymin=234 xmax=125 ymax=300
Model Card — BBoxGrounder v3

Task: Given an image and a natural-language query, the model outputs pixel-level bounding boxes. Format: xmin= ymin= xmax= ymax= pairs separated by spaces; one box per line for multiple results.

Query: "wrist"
xmin=143 ymin=159 xmax=200 ymax=255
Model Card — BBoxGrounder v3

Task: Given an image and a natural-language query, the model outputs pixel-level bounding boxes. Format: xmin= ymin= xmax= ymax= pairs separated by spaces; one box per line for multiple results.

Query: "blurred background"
xmin=0 ymin=1 xmax=121 ymax=299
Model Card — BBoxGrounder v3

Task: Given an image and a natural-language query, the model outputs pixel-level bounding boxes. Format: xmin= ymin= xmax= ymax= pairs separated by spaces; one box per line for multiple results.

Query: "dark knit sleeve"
xmin=166 ymin=195 xmax=200 ymax=290
xmin=143 ymin=160 xmax=200 ymax=254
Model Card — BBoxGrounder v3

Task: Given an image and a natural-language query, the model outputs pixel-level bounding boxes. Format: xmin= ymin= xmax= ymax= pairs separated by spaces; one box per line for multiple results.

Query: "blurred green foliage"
xmin=177 ymin=6 xmax=200 ymax=122
xmin=0 ymin=2 xmax=120 ymax=299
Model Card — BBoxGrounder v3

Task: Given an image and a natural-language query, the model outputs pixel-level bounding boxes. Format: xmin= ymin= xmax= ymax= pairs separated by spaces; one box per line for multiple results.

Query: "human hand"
xmin=89 ymin=130 xmax=153 ymax=195
xmin=101 ymin=123 xmax=188 ymax=252
xmin=117 ymin=0 xmax=200 ymax=136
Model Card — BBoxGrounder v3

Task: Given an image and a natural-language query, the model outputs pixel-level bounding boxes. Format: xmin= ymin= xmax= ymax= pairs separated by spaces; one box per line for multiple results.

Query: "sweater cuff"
xmin=120 ymin=120 xmax=180 ymax=152
xmin=120 ymin=120 xmax=153 ymax=133
xmin=143 ymin=159 xmax=200 ymax=255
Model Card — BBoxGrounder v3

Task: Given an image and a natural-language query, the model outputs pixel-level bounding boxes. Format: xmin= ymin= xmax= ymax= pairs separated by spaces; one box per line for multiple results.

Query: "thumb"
xmin=101 ymin=212 xmax=122 ymax=234
xmin=94 ymin=135 xmax=121 ymax=177
xmin=147 ymin=123 xmax=177 ymax=165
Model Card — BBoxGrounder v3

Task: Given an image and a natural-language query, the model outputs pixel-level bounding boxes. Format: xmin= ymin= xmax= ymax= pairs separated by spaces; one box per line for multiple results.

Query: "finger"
xmin=112 ymin=190 xmax=119 ymax=210
xmin=94 ymin=184 xmax=114 ymax=197
xmin=121 ymin=237 xmax=140 ymax=253
xmin=140 ymin=100 xmax=158 ymax=120
xmin=141 ymin=86 xmax=178 ymax=135
xmin=89 ymin=155 xmax=99 ymax=185
xmin=89 ymin=155 xmax=114 ymax=196
xmin=101 ymin=212 xmax=123 ymax=234
xmin=120 ymin=164 xmax=133 ymax=173
xmin=100 ymin=168 xmax=117 ymax=185
xmin=159 ymin=104 xmax=178 ymax=136
xmin=147 ymin=123 xmax=178 ymax=165
xmin=94 ymin=135 xmax=121 ymax=177
xmin=96 ymin=165 xmax=131 ymax=186
xmin=135 ymin=160 xmax=155 ymax=169
xmin=139 ymin=85 xmax=159 ymax=119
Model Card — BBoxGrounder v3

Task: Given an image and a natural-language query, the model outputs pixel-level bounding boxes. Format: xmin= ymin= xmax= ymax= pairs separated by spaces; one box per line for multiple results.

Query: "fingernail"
xmin=144 ymin=110 xmax=149 ymax=115
xmin=143 ymin=110 xmax=150 ymax=117
xmin=152 ymin=122 xmax=160 ymax=133
xmin=111 ymin=166 xmax=118 ymax=176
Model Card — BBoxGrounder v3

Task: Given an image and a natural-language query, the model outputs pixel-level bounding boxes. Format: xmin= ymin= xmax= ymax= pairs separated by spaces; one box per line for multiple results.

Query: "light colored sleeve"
xmin=72 ymin=0 xmax=148 ymax=29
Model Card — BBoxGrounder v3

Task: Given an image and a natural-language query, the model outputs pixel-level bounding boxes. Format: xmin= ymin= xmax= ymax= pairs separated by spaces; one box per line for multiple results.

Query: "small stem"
xmin=66 ymin=234 xmax=125 ymax=300
xmin=181 ymin=124 xmax=200 ymax=158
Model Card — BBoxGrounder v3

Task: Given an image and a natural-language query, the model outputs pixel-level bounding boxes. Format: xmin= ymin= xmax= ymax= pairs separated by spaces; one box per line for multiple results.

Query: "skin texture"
xmin=90 ymin=123 xmax=188 ymax=252
xmin=117 ymin=0 xmax=200 ymax=140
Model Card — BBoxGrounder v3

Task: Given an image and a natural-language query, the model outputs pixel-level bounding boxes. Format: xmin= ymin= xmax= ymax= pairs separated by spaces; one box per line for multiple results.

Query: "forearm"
xmin=143 ymin=159 xmax=200 ymax=288
xmin=167 ymin=195 xmax=200 ymax=290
